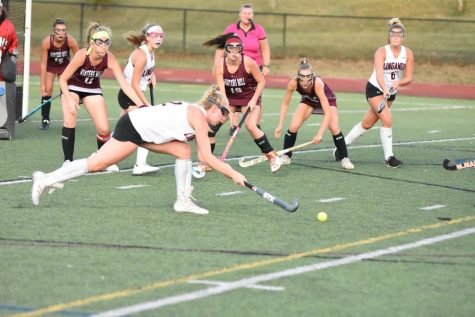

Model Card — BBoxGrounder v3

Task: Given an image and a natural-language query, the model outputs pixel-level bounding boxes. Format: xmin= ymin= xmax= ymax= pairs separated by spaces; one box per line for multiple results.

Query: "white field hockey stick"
xmin=443 ymin=158 xmax=475 ymax=171
xmin=18 ymin=93 xmax=61 ymax=123
xmin=239 ymin=140 xmax=313 ymax=168
xmin=376 ymin=87 xmax=395 ymax=114
xmin=245 ymin=181 xmax=299 ymax=213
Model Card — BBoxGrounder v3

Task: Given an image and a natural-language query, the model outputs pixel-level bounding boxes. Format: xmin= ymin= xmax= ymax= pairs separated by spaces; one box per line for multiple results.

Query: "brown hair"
xmin=124 ymin=23 xmax=160 ymax=47
xmin=86 ymin=22 xmax=111 ymax=45
xmin=297 ymin=58 xmax=313 ymax=73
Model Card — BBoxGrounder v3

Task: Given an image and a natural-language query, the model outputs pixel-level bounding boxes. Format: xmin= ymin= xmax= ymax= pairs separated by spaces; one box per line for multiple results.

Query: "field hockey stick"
xmin=18 ymin=93 xmax=61 ymax=123
xmin=149 ymin=83 xmax=154 ymax=105
xmin=239 ymin=140 xmax=313 ymax=168
xmin=219 ymin=107 xmax=251 ymax=161
xmin=244 ymin=181 xmax=299 ymax=213
xmin=376 ymin=87 xmax=394 ymax=113
xmin=443 ymin=158 xmax=475 ymax=171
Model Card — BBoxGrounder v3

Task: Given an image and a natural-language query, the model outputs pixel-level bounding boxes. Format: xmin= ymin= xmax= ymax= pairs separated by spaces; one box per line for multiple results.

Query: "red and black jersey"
xmin=223 ymin=55 xmax=259 ymax=107
xmin=67 ymin=53 xmax=108 ymax=93
xmin=296 ymin=76 xmax=337 ymax=108
xmin=46 ymin=35 xmax=71 ymax=74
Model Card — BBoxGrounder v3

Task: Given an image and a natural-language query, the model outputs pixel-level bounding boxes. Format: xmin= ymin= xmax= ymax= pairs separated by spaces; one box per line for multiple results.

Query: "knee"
xmin=175 ymin=146 xmax=192 ymax=160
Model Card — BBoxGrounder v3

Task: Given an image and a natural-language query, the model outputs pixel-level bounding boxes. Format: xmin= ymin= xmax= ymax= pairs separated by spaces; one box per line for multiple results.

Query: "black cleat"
xmin=386 ymin=156 xmax=403 ymax=168
xmin=40 ymin=120 xmax=50 ymax=130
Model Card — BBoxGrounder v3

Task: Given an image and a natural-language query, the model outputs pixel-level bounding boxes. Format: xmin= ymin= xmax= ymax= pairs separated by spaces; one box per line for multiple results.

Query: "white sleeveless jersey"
xmin=123 ymin=44 xmax=155 ymax=91
xmin=368 ymin=45 xmax=407 ymax=94
xmin=128 ymin=101 xmax=204 ymax=144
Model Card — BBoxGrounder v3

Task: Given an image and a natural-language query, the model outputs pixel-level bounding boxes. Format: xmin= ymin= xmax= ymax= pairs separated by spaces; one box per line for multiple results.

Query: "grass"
xmin=28 ymin=0 xmax=475 ymax=84
xmin=0 ymin=77 xmax=474 ymax=316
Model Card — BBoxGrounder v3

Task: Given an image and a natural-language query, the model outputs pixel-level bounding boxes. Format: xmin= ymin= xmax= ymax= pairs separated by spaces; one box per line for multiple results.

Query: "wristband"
xmin=262 ymin=64 xmax=270 ymax=68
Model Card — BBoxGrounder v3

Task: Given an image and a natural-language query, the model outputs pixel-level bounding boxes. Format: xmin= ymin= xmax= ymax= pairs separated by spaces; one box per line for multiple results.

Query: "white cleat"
xmin=173 ymin=186 xmax=209 ymax=215
xmin=132 ymin=164 xmax=160 ymax=175
xmin=105 ymin=164 xmax=120 ymax=172
xmin=281 ymin=155 xmax=292 ymax=165
xmin=32 ymin=171 xmax=46 ymax=206
xmin=174 ymin=197 xmax=209 ymax=215
xmin=340 ymin=157 xmax=355 ymax=170
xmin=32 ymin=172 xmax=65 ymax=205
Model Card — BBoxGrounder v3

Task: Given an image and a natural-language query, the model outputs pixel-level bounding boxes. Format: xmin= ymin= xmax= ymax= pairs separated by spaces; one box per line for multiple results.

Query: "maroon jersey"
xmin=67 ymin=53 xmax=108 ymax=93
xmin=296 ymin=76 xmax=337 ymax=112
xmin=46 ymin=35 xmax=71 ymax=74
xmin=223 ymin=56 xmax=260 ymax=107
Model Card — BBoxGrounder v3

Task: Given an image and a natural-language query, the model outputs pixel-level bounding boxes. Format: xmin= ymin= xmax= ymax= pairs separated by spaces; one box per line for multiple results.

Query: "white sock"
xmin=345 ymin=122 xmax=368 ymax=145
xmin=135 ymin=147 xmax=149 ymax=166
xmin=380 ymin=127 xmax=394 ymax=160
xmin=45 ymin=159 xmax=88 ymax=186
xmin=185 ymin=159 xmax=192 ymax=191
xmin=175 ymin=159 xmax=189 ymax=197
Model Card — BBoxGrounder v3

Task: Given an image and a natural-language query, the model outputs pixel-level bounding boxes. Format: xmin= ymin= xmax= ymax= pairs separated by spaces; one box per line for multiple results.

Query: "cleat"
xmin=32 ymin=172 xmax=65 ymax=205
xmin=281 ymin=154 xmax=292 ymax=165
xmin=105 ymin=164 xmax=120 ymax=172
xmin=174 ymin=187 xmax=209 ymax=215
xmin=40 ymin=120 xmax=50 ymax=130
xmin=386 ymin=156 xmax=403 ymax=168
xmin=333 ymin=148 xmax=342 ymax=161
xmin=32 ymin=171 xmax=46 ymax=205
xmin=266 ymin=151 xmax=282 ymax=173
xmin=340 ymin=157 xmax=355 ymax=170
xmin=132 ymin=164 xmax=159 ymax=175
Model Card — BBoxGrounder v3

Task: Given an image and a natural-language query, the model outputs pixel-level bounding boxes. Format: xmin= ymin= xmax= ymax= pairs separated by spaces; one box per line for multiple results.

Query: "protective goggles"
xmin=225 ymin=43 xmax=243 ymax=54
xmin=389 ymin=30 xmax=405 ymax=38
xmin=147 ymin=32 xmax=165 ymax=39
xmin=93 ymin=38 xmax=111 ymax=47
xmin=297 ymin=73 xmax=313 ymax=81
xmin=54 ymin=28 xmax=67 ymax=34
xmin=207 ymin=97 xmax=230 ymax=117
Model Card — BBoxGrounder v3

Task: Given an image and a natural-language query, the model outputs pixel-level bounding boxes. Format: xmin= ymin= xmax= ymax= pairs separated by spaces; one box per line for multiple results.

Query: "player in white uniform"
xmin=31 ymin=86 xmax=246 ymax=215
xmin=118 ymin=24 xmax=164 ymax=175
xmin=342 ymin=18 xmax=414 ymax=168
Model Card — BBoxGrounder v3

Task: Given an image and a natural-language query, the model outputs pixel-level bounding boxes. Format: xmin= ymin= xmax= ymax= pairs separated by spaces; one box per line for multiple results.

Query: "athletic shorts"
xmin=69 ymin=89 xmax=103 ymax=102
xmin=366 ymin=82 xmax=396 ymax=101
xmin=300 ymin=99 xmax=337 ymax=115
xmin=112 ymin=113 xmax=144 ymax=145
xmin=117 ymin=89 xmax=135 ymax=110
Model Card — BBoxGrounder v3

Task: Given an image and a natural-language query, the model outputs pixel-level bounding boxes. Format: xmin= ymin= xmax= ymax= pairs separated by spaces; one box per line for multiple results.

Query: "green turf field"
xmin=0 ymin=77 xmax=474 ymax=317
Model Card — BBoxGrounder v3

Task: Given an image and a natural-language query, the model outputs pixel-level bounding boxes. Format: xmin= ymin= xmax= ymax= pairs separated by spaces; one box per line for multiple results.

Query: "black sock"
xmin=254 ymin=134 xmax=274 ymax=154
xmin=333 ymin=131 xmax=348 ymax=159
xmin=62 ymin=127 xmax=75 ymax=161
xmin=283 ymin=130 xmax=297 ymax=158
xmin=41 ymin=96 xmax=52 ymax=121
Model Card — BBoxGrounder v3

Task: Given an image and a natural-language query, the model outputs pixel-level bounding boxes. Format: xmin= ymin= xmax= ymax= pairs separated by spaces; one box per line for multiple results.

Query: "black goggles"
xmin=298 ymin=73 xmax=313 ymax=80
xmin=225 ymin=43 xmax=243 ymax=54
xmin=93 ymin=38 xmax=111 ymax=46
xmin=207 ymin=97 xmax=229 ymax=117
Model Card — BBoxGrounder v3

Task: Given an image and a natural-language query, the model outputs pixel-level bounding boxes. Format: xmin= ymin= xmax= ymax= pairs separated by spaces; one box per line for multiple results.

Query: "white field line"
xmin=319 ymin=197 xmax=345 ymax=203
xmin=3 ymin=136 xmax=475 ymax=187
xmin=420 ymin=205 xmax=446 ymax=210
xmin=91 ymin=227 xmax=475 ymax=317
xmin=33 ymin=104 xmax=474 ymax=124
xmin=216 ymin=191 xmax=244 ymax=196
xmin=187 ymin=279 xmax=285 ymax=291
xmin=116 ymin=185 xmax=149 ymax=190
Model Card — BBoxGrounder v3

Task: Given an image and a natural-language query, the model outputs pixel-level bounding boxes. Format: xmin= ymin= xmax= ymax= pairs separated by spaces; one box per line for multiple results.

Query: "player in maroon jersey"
xmin=275 ymin=58 xmax=354 ymax=170
xmin=204 ymin=33 xmax=281 ymax=173
xmin=58 ymin=22 xmax=143 ymax=171
xmin=39 ymin=18 xmax=79 ymax=130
